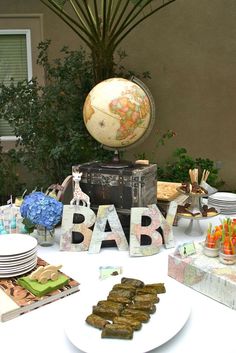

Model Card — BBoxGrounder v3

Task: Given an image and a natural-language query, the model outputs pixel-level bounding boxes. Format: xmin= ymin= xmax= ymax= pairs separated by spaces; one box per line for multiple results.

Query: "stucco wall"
xmin=0 ymin=0 xmax=236 ymax=189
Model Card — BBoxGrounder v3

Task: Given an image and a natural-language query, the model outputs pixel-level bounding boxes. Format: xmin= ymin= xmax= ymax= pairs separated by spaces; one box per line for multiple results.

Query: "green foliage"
xmin=22 ymin=218 xmax=35 ymax=234
xmin=155 ymin=129 xmax=176 ymax=148
xmin=157 ymin=148 xmax=224 ymax=188
xmin=0 ymin=40 xmax=113 ymax=188
xmin=0 ymin=147 xmax=26 ymax=203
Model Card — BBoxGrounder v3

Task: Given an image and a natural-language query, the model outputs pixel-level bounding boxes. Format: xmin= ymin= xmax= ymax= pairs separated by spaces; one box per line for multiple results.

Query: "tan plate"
xmin=177 ymin=209 xmax=220 ymax=220
xmin=157 ymin=181 xmax=182 ymax=201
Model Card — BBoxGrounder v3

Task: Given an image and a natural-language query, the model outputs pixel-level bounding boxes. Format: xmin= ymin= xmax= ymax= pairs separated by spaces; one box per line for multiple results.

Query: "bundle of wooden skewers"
xmin=188 ymin=168 xmax=210 ymax=185
xmin=200 ymin=169 xmax=210 ymax=185
xmin=179 ymin=168 xmax=210 ymax=195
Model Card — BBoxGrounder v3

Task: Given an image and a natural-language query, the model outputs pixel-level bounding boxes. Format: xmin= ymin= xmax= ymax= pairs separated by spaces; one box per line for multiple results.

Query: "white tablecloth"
xmin=0 ymin=215 xmax=235 ymax=353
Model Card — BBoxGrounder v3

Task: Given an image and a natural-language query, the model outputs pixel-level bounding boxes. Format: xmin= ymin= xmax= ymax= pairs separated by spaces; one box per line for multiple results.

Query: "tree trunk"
xmin=91 ymin=47 xmax=115 ymax=84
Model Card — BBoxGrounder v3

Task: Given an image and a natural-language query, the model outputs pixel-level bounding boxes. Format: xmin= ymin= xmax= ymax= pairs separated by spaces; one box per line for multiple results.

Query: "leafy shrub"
xmin=0 ymin=41 xmax=113 ymax=188
xmin=0 ymin=147 xmax=26 ymax=204
xmin=157 ymin=148 xmax=224 ymax=188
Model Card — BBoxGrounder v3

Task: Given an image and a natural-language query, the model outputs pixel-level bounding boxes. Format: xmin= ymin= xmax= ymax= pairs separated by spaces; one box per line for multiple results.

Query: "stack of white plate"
xmin=0 ymin=234 xmax=37 ymax=278
xmin=208 ymin=192 xmax=236 ymax=215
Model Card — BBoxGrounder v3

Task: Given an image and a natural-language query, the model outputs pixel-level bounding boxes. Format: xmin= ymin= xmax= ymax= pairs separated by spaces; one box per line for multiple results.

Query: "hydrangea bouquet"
xmin=20 ymin=191 xmax=63 ymax=234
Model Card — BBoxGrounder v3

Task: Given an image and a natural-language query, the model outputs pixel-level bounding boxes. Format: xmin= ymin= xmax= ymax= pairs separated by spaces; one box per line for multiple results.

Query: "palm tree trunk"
xmin=91 ymin=47 xmax=115 ymax=83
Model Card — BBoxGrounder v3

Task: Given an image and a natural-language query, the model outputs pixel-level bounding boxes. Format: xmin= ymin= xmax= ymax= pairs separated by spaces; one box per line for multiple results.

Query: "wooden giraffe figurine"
xmin=70 ymin=171 xmax=90 ymax=208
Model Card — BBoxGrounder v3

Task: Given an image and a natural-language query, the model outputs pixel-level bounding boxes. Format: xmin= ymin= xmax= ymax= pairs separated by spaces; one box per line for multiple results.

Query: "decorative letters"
xmin=60 ymin=205 xmax=96 ymax=251
xmin=60 ymin=204 xmax=175 ymax=256
xmin=130 ymin=205 xmax=164 ymax=257
xmin=88 ymin=205 xmax=128 ymax=253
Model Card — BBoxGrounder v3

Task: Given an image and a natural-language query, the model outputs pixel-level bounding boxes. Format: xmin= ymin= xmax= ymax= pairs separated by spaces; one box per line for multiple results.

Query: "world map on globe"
xmin=83 ymin=78 xmax=152 ymax=149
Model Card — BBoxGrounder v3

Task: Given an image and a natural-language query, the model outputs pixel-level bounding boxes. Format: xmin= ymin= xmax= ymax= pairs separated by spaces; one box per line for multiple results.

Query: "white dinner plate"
xmin=0 ymin=234 xmax=37 ymax=256
xmin=64 ymin=278 xmax=191 ymax=353
xmin=0 ymin=256 xmax=37 ymax=273
xmin=0 ymin=248 xmax=37 ymax=262
xmin=208 ymin=198 xmax=235 ymax=204
xmin=0 ymin=259 xmax=37 ymax=278
xmin=208 ymin=201 xmax=236 ymax=207
xmin=218 ymin=210 xmax=236 ymax=215
xmin=0 ymin=252 xmax=37 ymax=268
xmin=209 ymin=192 xmax=236 ymax=202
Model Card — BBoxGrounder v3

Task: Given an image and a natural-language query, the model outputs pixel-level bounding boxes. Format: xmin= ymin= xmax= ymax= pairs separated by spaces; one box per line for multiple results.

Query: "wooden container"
xmin=76 ymin=162 xmax=157 ymax=211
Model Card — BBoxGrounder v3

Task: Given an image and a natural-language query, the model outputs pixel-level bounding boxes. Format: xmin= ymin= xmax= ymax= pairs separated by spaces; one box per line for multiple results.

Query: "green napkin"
xmin=17 ymin=274 xmax=69 ymax=297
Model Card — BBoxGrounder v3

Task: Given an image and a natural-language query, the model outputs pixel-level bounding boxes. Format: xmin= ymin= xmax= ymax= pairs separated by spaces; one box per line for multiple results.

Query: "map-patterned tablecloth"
xmin=168 ymin=243 xmax=236 ymax=310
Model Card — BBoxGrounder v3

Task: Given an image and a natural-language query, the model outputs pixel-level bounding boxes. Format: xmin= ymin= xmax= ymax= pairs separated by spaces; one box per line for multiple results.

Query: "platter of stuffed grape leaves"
xmin=64 ymin=276 xmax=191 ymax=353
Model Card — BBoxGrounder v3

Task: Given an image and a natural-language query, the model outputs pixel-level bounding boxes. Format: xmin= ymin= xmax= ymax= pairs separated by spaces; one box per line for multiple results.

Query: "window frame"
xmin=0 ymin=29 xmax=33 ymax=141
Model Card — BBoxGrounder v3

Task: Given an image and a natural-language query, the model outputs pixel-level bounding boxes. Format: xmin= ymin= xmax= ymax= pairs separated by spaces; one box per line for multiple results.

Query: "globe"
xmin=83 ymin=77 xmax=155 ymax=150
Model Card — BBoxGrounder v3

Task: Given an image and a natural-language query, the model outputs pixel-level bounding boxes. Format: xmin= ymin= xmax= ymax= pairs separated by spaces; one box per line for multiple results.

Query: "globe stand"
xmin=100 ymin=150 xmax=132 ymax=169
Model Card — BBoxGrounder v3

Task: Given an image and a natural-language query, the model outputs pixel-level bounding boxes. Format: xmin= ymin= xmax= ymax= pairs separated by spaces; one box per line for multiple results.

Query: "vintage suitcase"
xmin=76 ymin=161 xmax=157 ymax=211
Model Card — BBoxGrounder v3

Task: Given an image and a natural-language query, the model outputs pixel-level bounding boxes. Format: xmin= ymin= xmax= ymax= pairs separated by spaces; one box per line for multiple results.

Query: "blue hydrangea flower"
xmin=20 ymin=191 xmax=63 ymax=230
